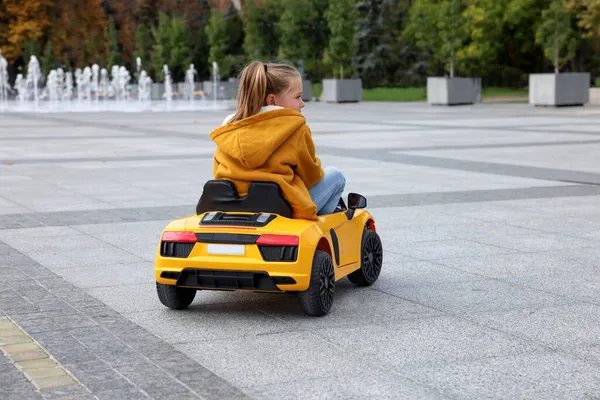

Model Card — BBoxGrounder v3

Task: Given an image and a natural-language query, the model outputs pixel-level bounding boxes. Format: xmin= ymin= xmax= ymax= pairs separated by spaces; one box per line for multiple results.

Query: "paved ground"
xmin=1 ymin=101 xmax=600 ymax=399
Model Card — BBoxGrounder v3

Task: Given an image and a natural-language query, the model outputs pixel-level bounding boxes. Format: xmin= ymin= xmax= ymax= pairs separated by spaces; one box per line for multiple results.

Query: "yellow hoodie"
xmin=210 ymin=108 xmax=324 ymax=220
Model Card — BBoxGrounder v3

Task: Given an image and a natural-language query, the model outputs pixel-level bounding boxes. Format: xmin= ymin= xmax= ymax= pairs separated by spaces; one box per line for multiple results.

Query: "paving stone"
xmin=93 ymin=387 xmax=150 ymax=400
xmin=38 ymin=384 xmax=95 ymax=400
xmin=0 ymin=335 xmax=33 ymax=345
xmin=31 ymin=375 xmax=77 ymax=390
xmin=3 ymin=342 xmax=43 ymax=354
xmin=24 ymin=366 xmax=68 ymax=380
xmin=16 ymin=358 xmax=57 ymax=370
xmin=7 ymin=350 xmax=49 ymax=362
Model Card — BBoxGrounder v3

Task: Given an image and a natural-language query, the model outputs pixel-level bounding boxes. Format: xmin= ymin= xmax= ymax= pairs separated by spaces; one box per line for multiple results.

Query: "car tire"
xmin=156 ymin=282 xmax=196 ymax=309
xmin=348 ymin=229 xmax=383 ymax=287
xmin=298 ymin=250 xmax=335 ymax=317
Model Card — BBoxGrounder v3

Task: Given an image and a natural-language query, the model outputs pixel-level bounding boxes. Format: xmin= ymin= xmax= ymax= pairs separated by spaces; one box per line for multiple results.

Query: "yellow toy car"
xmin=154 ymin=180 xmax=383 ymax=316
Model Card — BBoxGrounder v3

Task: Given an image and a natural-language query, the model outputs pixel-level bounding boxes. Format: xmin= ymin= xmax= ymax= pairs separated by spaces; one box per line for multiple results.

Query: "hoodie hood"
xmin=210 ymin=108 xmax=306 ymax=169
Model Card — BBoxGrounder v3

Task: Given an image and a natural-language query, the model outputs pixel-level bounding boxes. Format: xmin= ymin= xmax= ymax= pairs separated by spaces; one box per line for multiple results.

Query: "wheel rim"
xmin=319 ymin=258 xmax=335 ymax=310
xmin=363 ymin=234 xmax=383 ymax=282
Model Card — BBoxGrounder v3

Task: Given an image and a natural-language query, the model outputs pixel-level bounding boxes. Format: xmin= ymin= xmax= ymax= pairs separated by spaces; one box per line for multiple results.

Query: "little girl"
xmin=209 ymin=61 xmax=346 ymax=220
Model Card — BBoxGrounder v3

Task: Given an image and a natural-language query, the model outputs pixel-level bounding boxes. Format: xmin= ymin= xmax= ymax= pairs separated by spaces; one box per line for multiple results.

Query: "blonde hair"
xmin=228 ymin=61 xmax=300 ymax=123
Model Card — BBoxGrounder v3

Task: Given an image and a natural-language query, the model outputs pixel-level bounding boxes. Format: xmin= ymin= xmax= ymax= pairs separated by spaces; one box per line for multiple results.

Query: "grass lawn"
xmin=310 ymin=83 xmax=528 ymax=102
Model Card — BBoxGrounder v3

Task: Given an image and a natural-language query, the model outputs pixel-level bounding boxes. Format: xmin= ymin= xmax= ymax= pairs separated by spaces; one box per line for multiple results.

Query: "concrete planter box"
xmin=202 ymin=79 xmax=239 ymax=100
xmin=529 ymin=73 xmax=590 ymax=106
xmin=321 ymin=79 xmax=362 ymax=103
xmin=427 ymin=77 xmax=481 ymax=105
xmin=590 ymin=87 xmax=600 ymax=105
xmin=151 ymin=83 xmax=165 ymax=100
xmin=302 ymin=79 xmax=312 ymax=101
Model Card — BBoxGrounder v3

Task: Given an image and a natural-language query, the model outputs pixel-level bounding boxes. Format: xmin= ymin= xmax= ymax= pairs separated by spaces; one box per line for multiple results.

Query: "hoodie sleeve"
xmin=295 ymin=125 xmax=324 ymax=189
xmin=213 ymin=154 xmax=220 ymax=177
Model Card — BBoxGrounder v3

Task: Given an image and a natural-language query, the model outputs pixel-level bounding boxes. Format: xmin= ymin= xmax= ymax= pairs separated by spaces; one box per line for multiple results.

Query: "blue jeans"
xmin=309 ymin=166 xmax=346 ymax=215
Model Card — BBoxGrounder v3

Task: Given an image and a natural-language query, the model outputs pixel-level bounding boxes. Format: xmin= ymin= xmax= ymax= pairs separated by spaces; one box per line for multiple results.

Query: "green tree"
xmin=134 ymin=24 xmax=150 ymax=67
xmin=224 ymin=4 xmax=245 ymax=77
xmin=21 ymin=37 xmax=41 ymax=65
xmin=403 ymin=0 xmax=468 ymax=77
xmin=243 ymin=0 xmax=283 ymax=60
xmin=460 ymin=0 xmax=508 ymax=75
xmin=206 ymin=8 xmax=230 ymax=78
xmin=150 ymin=13 xmax=190 ymax=82
xmin=224 ymin=4 xmax=244 ymax=56
xmin=566 ymin=0 xmax=600 ymax=38
xmin=353 ymin=0 xmax=416 ymax=87
xmin=187 ymin=0 xmax=211 ymax=82
xmin=307 ymin=0 xmax=331 ymax=80
xmin=40 ymin=39 xmax=56 ymax=77
xmin=106 ymin=17 xmax=120 ymax=66
xmin=325 ymin=0 xmax=359 ymax=78
xmin=536 ymin=0 xmax=577 ymax=72
xmin=279 ymin=0 xmax=317 ymax=68
xmin=151 ymin=12 xmax=170 ymax=80
xmin=168 ymin=14 xmax=191 ymax=82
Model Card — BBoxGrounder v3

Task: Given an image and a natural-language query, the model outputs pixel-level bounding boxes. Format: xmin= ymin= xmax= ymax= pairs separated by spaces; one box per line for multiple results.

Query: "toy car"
xmin=154 ymin=180 xmax=383 ymax=316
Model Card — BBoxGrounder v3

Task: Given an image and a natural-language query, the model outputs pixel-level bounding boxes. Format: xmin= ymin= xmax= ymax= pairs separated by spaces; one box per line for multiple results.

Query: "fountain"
xmin=64 ymin=71 xmax=73 ymax=103
xmin=0 ymin=50 xmax=9 ymax=111
xmin=47 ymin=70 xmax=59 ymax=108
xmin=212 ymin=61 xmax=219 ymax=107
xmin=0 ymin=54 xmax=232 ymax=113
xmin=163 ymin=64 xmax=172 ymax=107
xmin=92 ymin=64 xmax=99 ymax=102
xmin=184 ymin=63 xmax=197 ymax=105
xmin=28 ymin=56 xmax=42 ymax=110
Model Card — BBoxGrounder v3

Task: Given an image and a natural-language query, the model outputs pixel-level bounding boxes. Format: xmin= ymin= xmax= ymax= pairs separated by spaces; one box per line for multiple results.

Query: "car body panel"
xmin=154 ymin=208 xmax=375 ymax=292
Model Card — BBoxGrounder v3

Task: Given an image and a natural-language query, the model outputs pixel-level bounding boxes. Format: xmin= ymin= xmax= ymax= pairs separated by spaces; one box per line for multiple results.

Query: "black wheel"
xmin=348 ymin=229 xmax=383 ymax=286
xmin=156 ymin=282 xmax=196 ymax=309
xmin=298 ymin=250 xmax=335 ymax=317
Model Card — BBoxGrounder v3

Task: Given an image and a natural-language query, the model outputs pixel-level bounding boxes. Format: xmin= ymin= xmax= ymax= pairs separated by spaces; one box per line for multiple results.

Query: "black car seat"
xmin=195 ymin=180 xmax=293 ymax=218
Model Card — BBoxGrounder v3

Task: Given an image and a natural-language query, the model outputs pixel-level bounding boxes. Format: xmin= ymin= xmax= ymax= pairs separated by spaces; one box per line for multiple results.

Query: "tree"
xmin=41 ymin=40 xmax=56 ymax=77
xmin=403 ymin=0 xmax=468 ymax=77
xmin=185 ymin=0 xmax=211 ymax=81
xmin=279 ymin=0 xmax=317 ymax=68
xmin=535 ymin=0 xmax=577 ymax=72
xmin=151 ymin=12 xmax=170 ymax=80
xmin=565 ymin=0 xmax=600 ymax=38
xmin=460 ymin=0 xmax=508 ymax=75
xmin=224 ymin=4 xmax=245 ymax=56
xmin=103 ymin=0 xmax=136 ymax=68
xmin=151 ymin=12 xmax=191 ymax=82
xmin=353 ymin=0 xmax=417 ymax=87
xmin=167 ymin=14 xmax=191 ymax=82
xmin=52 ymin=0 xmax=107 ymax=69
xmin=325 ymin=0 xmax=359 ymax=79
xmin=106 ymin=17 xmax=120 ymax=66
xmin=2 ymin=0 xmax=54 ymax=63
xmin=243 ymin=0 xmax=283 ymax=60
xmin=134 ymin=24 xmax=150 ymax=68
xmin=21 ymin=38 xmax=41 ymax=66
xmin=307 ymin=0 xmax=331 ymax=80
xmin=206 ymin=8 xmax=231 ymax=78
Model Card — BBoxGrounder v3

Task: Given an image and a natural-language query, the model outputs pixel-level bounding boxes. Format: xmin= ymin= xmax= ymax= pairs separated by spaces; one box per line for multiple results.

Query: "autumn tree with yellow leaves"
xmin=1 ymin=0 xmax=54 ymax=63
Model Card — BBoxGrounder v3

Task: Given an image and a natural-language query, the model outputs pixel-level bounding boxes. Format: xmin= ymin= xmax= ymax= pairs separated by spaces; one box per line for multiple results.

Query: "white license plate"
xmin=207 ymin=244 xmax=245 ymax=256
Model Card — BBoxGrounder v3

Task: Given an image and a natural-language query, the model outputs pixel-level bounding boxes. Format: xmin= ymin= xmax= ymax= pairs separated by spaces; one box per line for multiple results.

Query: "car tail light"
xmin=256 ymin=235 xmax=299 ymax=246
xmin=161 ymin=231 xmax=197 ymax=243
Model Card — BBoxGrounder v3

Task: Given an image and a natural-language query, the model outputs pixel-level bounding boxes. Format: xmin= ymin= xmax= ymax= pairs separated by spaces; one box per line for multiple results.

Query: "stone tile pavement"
xmin=1 ymin=102 xmax=600 ymax=399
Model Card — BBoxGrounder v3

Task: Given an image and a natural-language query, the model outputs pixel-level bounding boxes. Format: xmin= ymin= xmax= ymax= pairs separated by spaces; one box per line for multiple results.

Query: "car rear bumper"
xmin=154 ymin=244 xmax=313 ymax=292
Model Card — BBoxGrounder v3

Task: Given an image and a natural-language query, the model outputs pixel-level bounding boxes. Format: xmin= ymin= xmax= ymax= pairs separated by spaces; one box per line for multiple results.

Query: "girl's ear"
xmin=265 ymin=93 xmax=276 ymax=106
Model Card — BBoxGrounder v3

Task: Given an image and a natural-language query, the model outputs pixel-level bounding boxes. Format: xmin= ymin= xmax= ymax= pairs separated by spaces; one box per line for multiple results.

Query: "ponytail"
xmin=228 ymin=60 xmax=300 ymax=123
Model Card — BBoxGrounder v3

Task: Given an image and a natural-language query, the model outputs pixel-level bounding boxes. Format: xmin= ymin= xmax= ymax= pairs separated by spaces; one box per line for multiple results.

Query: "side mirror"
xmin=346 ymin=193 xmax=367 ymax=219
xmin=348 ymin=193 xmax=367 ymax=209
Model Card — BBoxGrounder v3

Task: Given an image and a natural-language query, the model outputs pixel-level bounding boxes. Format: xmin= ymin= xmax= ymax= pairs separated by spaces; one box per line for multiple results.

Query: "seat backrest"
xmin=196 ymin=180 xmax=293 ymax=218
